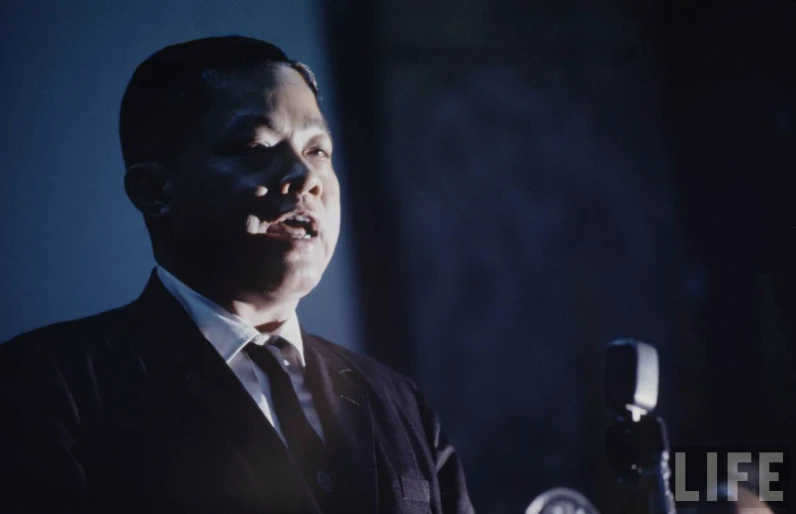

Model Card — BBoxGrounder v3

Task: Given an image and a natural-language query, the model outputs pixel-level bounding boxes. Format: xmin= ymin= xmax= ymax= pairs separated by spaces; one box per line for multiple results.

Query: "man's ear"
xmin=124 ymin=162 xmax=174 ymax=219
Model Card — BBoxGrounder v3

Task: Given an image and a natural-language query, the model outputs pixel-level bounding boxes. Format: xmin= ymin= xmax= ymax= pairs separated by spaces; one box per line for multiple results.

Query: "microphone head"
xmin=605 ymin=339 xmax=659 ymax=416
xmin=525 ymin=488 xmax=599 ymax=514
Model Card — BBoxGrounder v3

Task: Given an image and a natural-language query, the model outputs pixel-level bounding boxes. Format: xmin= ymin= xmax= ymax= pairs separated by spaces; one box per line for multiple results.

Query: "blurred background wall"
xmin=328 ymin=0 xmax=794 ymax=511
xmin=2 ymin=0 xmax=794 ymax=512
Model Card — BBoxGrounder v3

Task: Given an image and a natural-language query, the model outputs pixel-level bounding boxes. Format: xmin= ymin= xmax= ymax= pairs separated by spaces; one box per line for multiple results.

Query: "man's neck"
xmin=155 ymin=259 xmax=300 ymax=332
xmin=227 ymin=297 xmax=298 ymax=333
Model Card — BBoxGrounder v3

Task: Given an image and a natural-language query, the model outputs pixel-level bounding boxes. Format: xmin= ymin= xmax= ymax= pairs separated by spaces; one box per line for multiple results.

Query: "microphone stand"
xmin=606 ymin=413 xmax=677 ymax=514
xmin=605 ymin=340 xmax=677 ymax=514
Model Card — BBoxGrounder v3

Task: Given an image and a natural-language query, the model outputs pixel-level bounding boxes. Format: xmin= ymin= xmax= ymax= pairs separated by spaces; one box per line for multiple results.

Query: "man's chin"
xmin=231 ymin=249 xmax=327 ymax=298
xmin=244 ymin=267 xmax=324 ymax=301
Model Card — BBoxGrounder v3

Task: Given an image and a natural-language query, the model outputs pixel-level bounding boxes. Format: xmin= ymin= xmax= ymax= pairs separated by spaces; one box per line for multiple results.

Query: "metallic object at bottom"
xmin=526 ymin=487 xmax=600 ymax=514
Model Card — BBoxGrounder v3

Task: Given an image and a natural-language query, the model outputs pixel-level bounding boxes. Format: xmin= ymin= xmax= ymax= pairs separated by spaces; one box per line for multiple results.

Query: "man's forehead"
xmin=204 ymin=67 xmax=329 ymax=137
xmin=217 ymin=63 xmax=308 ymax=92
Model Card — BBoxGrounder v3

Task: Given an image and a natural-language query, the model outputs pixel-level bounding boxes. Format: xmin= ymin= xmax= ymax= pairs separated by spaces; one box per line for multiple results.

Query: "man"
xmin=0 ymin=36 xmax=474 ymax=513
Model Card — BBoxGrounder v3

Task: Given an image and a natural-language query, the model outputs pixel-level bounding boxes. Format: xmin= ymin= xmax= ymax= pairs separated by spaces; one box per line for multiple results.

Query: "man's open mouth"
xmin=247 ymin=211 xmax=319 ymax=240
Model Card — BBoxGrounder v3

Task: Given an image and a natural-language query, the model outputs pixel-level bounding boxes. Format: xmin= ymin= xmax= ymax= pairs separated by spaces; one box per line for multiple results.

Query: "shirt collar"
xmin=156 ymin=265 xmax=305 ymax=367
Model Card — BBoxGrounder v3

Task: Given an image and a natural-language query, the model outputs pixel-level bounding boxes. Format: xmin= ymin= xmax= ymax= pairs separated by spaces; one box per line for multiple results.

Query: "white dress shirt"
xmin=156 ymin=265 xmax=325 ymax=444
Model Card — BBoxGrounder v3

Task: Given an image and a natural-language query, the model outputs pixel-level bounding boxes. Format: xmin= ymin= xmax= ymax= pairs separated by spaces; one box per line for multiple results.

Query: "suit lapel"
xmin=130 ymin=271 xmax=322 ymax=513
xmin=303 ymin=333 xmax=378 ymax=514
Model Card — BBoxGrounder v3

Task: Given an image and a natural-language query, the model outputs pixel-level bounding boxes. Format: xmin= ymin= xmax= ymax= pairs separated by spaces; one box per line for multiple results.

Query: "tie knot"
xmin=270 ymin=336 xmax=303 ymax=370
xmin=243 ymin=336 xmax=301 ymax=375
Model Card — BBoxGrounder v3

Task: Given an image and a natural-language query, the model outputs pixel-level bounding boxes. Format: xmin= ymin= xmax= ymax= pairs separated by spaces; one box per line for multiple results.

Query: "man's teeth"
xmin=281 ymin=214 xmax=315 ymax=236
xmin=247 ymin=215 xmax=315 ymax=238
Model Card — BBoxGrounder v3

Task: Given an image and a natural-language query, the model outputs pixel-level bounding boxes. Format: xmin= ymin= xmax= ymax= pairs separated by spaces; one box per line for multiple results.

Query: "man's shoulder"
xmin=0 ymin=304 xmax=145 ymax=417
xmin=0 ymin=303 xmax=136 ymax=366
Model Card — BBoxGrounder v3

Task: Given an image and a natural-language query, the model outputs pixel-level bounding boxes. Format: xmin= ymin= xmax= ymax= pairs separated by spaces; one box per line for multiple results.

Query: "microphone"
xmin=523 ymin=339 xmax=677 ymax=514
xmin=605 ymin=339 xmax=677 ymax=514
xmin=605 ymin=339 xmax=658 ymax=419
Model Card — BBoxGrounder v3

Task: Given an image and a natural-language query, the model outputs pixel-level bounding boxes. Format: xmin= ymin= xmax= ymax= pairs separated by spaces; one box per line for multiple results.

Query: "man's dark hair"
xmin=119 ymin=35 xmax=319 ymax=169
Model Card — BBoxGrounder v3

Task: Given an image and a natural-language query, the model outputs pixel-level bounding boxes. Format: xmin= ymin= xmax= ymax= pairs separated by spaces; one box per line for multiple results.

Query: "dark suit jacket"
xmin=0 ymin=271 xmax=474 ymax=514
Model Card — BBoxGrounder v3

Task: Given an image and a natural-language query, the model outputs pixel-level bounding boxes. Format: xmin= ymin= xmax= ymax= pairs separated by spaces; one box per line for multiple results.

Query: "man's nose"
xmin=276 ymin=150 xmax=322 ymax=197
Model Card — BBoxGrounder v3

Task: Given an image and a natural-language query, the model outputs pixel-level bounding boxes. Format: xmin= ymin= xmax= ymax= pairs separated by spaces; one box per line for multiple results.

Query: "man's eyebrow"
xmin=300 ymin=115 xmax=332 ymax=137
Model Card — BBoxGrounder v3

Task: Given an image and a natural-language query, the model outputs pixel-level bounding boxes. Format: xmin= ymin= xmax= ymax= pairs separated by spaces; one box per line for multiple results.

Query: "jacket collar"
xmin=130 ymin=269 xmax=379 ymax=513
xmin=130 ymin=269 xmax=323 ymax=513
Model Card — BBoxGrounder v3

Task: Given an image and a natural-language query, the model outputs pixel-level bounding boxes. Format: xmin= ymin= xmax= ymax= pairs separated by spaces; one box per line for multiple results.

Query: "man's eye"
xmin=308 ymin=147 xmax=330 ymax=159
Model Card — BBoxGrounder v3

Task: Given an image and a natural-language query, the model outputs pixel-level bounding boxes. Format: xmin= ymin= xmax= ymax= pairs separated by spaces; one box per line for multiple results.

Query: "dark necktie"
xmin=244 ymin=338 xmax=336 ymax=502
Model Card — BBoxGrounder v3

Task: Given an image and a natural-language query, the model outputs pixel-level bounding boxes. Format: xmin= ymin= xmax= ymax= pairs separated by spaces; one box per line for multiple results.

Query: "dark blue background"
xmin=2 ymin=0 xmax=794 ymax=512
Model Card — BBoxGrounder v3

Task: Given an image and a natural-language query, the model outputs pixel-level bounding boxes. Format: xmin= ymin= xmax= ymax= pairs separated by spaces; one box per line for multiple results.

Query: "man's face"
xmin=166 ymin=64 xmax=340 ymax=299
